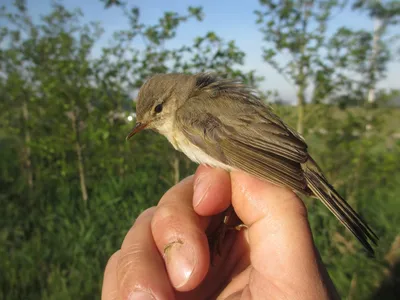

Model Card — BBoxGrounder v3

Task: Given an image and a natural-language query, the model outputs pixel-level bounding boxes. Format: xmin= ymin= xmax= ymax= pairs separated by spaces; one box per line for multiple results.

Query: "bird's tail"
xmin=302 ymin=157 xmax=378 ymax=256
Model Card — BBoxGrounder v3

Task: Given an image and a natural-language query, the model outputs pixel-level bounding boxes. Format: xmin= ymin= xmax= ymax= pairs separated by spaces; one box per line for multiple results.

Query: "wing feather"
xmin=174 ymin=82 xmax=377 ymax=255
xmin=175 ymin=97 xmax=309 ymax=192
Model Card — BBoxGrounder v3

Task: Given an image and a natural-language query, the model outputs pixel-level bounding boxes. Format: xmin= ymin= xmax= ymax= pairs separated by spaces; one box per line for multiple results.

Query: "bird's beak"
xmin=126 ymin=122 xmax=147 ymax=140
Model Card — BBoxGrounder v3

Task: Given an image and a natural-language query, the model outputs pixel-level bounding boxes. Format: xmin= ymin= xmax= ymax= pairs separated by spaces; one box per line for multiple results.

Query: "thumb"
xmin=230 ymin=171 xmax=339 ymax=300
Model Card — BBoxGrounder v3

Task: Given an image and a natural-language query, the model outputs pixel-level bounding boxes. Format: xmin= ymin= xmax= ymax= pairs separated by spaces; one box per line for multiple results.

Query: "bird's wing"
xmin=176 ymin=92 xmax=378 ymax=255
xmin=175 ymin=96 xmax=310 ymax=192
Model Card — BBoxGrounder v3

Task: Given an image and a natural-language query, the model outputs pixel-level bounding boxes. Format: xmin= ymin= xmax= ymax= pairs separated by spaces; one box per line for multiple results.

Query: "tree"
xmin=0 ymin=2 xmax=261 ymax=297
xmin=352 ymin=0 xmax=400 ymax=103
xmin=255 ymin=0 xmax=346 ymax=134
xmin=0 ymin=1 xmax=36 ymax=190
xmin=322 ymin=26 xmax=390 ymax=106
xmin=1 ymin=1 xmax=399 ymax=299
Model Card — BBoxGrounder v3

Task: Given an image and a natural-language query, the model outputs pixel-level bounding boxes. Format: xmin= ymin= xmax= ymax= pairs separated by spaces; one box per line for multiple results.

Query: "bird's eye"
xmin=154 ymin=104 xmax=163 ymax=113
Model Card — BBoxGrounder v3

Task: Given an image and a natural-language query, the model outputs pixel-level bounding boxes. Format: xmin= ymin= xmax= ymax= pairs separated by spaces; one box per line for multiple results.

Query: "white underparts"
xmin=156 ymin=118 xmax=233 ymax=170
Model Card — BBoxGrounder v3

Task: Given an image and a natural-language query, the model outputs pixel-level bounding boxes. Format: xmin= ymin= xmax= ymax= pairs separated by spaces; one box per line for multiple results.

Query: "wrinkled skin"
xmin=102 ymin=165 xmax=340 ymax=300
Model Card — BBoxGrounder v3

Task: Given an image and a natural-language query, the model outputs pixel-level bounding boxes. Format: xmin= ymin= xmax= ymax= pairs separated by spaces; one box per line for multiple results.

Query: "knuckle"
xmin=152 ymin=204 xmax=183 ymax=235
xmin=106 ymin=250 xmax=121 ymax=269
xmin=117 ymin=244 xmax=144 ymax=284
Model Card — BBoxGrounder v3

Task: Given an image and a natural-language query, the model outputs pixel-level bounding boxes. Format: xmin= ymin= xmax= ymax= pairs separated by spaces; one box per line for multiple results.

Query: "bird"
xmin=126 ymin=72 xmax=378 ymax=256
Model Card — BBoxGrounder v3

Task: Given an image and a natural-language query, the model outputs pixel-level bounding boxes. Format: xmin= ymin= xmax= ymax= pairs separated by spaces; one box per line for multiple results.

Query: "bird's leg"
xmin=206 ymin=205 xmax=246 ymax=264
xmin=234 ymin=223 xmax=248 ymax=231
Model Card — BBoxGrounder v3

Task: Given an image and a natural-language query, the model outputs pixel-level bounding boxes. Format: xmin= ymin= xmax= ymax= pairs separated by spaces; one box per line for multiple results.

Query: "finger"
xmin=118 ymin=207 xmax=175 ymax=300
xmin=152 ymin=175 xmax=210 ymax=292
xmin=193 ymin=165 xmax=231 ymax=216
xmin=102 ymin=251 xmax=120 ymax=300
xmin=230 ymin=171 xmax=339 ymax=299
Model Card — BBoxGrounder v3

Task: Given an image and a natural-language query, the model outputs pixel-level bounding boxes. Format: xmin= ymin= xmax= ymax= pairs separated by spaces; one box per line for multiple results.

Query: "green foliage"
xmin=323 ymin=26 xmax=391 ymax=103
xmin=255 ymin=0 xmax=348 ymax=133
xmin=350 ymin=0 xmax=400 ymax=104
xmin=256 ymin=0 xmax=400 ymax=106
xmin=0 ymin=1 xmax=399 ymax=300
xmin=101 ymin=0 xmax=123 ymax=9
xmin=0 ymin=2 xmax=257 ymax=299
xmin=255 ymin=0 xmax=346 ymax=97
xmin=352 ymin=0 xmax=400 ymax=23
xmin=272 ymin=104 xmax=400 ymax=299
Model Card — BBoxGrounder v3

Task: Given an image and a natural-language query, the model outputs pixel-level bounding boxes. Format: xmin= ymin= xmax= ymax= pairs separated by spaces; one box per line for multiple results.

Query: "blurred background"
xmin=0 ymin=0 xmax=399 ymax=299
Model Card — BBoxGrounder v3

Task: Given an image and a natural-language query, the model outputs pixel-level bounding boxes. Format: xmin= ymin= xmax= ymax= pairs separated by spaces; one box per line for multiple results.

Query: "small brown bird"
xmin=127 ymin=73 xmax=378 ymax=256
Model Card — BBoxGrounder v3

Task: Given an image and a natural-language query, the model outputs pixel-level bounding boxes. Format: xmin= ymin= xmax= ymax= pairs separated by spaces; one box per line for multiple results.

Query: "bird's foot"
xmin=206 ymin=205 xmax=245 ymax=265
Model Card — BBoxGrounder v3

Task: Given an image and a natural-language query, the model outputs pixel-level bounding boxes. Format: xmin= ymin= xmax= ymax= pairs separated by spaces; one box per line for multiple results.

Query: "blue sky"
xmin=4 ymin=0 xmax=400 ymax=102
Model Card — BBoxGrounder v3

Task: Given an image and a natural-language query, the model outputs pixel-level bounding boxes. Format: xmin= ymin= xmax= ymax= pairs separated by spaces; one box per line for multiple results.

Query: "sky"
xmin=4 ymin=0 xmax=400 ymax=102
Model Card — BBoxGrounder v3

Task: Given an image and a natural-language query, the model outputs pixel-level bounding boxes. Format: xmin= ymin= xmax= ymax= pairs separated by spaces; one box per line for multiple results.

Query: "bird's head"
xmin=126 ymin=73 xmax=196 ymax=139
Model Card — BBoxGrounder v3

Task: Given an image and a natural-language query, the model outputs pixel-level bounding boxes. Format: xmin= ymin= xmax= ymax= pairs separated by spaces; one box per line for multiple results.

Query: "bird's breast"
xmin=161 ymin=124 xmax=231 ymax=170
xmin=174 ymin=133 xmax=231 ymax=170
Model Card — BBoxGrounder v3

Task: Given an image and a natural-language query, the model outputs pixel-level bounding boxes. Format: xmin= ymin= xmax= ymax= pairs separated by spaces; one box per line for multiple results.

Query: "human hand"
xmin=102 ymin=165 xmax=340 ymax=300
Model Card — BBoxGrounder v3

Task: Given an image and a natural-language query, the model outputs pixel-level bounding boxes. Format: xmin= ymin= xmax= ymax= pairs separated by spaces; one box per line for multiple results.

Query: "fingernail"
xmin=193 ymin=174 xmax=211 ymax=207
xmin=164 ymin=241 xmax=196 ymax=288
xmin=129 ymin=290 xmax=155 ymax=300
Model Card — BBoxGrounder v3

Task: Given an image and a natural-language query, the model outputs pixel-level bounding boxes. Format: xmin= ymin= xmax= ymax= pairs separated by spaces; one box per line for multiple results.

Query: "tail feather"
xmin=303 ymin=158 xmax=378 ymax=256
